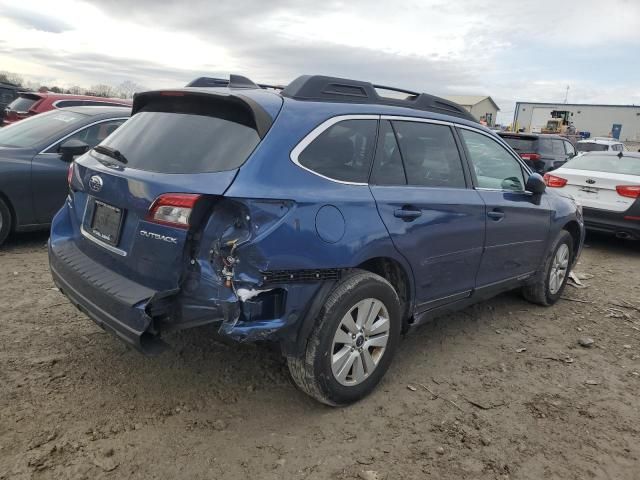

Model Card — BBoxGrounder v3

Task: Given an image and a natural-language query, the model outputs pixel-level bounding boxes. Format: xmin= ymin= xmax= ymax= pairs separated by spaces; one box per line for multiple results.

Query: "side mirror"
xmin=59 ymin=139 xmax=89 ymax=162
xmin=525 ymin=173 xmax=546 ymax=194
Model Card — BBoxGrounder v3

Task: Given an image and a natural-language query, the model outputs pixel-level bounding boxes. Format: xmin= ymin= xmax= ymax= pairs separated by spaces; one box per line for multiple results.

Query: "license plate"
xmin=90 ymin=200 xmax=123 ymax=246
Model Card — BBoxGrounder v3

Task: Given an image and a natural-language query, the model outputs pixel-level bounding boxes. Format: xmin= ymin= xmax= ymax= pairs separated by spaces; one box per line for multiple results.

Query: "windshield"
xmin=0 ymin=110 xmax=85 ymax=148
xmin=576 ymin=142 xmax=609 ymax=152
xmin=6 ymin=95 xmax=39 ymax=112
xmin=564 ymin=154 xmax=640 ymax=176
xmin=500 ymin=136 xmax=536 ymax=152
xmin=95 ymin=109 xmax=261 ymax=174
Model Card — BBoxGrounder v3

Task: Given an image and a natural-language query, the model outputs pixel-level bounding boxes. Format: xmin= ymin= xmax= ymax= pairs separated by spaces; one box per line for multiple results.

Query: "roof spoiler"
xmin=132 ymin=89 xmax=275 ymax=138
xmin=186 ymin=75 xmax=285 ymax=91
xmin=281 ymin=75 xmax=477 ymax=122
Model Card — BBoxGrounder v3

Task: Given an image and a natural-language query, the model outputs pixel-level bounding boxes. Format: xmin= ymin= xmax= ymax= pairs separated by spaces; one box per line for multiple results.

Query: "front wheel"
xmin=522 ymin=230 xmax=574 ymax=306
xmin=288 ymin=270 xmax=402 ymax=406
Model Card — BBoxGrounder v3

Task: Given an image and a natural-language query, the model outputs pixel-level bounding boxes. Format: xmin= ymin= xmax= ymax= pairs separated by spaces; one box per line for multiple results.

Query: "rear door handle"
xmin=394 ymin=208 xmax=422 ymax=221
xmin=487 ymin=209 xmax=505 ymax=221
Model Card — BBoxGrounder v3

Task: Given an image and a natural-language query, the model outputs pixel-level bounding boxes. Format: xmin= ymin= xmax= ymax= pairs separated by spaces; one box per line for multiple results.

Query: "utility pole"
xmin=563 ymin=85 xmax=570 ymax=104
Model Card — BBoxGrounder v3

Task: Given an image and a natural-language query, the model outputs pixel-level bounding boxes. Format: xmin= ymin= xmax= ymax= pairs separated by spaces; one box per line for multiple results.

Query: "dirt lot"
xmin=1 ymin=232 xmax=639 ymax=480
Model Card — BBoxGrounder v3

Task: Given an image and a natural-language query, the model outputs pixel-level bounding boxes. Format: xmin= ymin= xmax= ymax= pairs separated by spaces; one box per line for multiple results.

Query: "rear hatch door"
xmin=70 ymin=90 xmax=279 ymax=292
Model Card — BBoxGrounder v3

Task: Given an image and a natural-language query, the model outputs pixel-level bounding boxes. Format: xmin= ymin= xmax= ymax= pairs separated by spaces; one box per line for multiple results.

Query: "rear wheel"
xmin=0 ymin=198 xmax=12 ymax=247
xmin=287 ymin=270 xmax=402 ymax=406
xmin=522 ymin=230 xmax=574 ymax=306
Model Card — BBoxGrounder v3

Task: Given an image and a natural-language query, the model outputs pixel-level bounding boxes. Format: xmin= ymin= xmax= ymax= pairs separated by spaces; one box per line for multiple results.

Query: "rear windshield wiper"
xmin=93 ymin=145 xmax=128 ymax=164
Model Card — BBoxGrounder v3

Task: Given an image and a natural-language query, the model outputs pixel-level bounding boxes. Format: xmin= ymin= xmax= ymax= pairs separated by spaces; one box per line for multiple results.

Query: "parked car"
xmin=0 ymin=107 xmax=130 ymax=245
xmin=0 ymin=81 xmax=23 ymax=121
xmin=2 ymin=92 xmax=131 ymax=126
xmin=545 ymin=151 xmax=640 ymax=240
xmin=497 ymin=132 xmax=577 ymax=173
xmin=48 ymin=75 xmax=584 ymax=406
xmin=576 ymin=137 xmax=626 ymax=153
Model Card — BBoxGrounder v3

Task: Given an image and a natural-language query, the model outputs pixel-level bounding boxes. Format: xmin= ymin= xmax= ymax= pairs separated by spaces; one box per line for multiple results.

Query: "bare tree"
xmin=0 ymin=71 xmax=24 ymax=86
xmin=90 ymin=84 xmax=116 ymax=98
xmin=67 ymin=85 xmax=84 ymax=95
xmin=115 ymin=80 xmax=147 ymax=99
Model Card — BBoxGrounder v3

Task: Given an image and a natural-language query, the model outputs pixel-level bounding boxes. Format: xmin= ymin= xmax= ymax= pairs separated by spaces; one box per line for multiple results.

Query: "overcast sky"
xmin=1 ymin=0 xmax=638 ymax=123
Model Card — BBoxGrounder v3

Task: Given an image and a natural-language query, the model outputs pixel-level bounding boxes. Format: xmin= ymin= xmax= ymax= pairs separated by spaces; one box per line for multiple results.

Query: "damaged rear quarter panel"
xmin=188 ymin=101 xmax=416 ymax=350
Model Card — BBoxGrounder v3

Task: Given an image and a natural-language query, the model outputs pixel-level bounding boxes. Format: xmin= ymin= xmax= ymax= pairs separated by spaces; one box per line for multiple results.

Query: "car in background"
xmin=2 ymin=92 xmax=131 ymax=126
xmin=576 ymin=137 xmax=626 ymax=153
xmin=48 ymin=74 xmax=584 ymax=406
xmin=0 ymin=107 xmax=130 ymax=245
xmin=0 ymin=81 xmax=23 ymax=122
xmin=544 ymin=151 xmax=640 ymax=240
xmin=498 ymin=132 xmax=577 ymax=173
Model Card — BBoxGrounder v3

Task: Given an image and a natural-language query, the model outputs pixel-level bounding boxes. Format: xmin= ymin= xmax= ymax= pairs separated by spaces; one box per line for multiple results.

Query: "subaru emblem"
xmin=89 ymin=175 xmax=103 ymax=192
xmin=586 ymin=178 xmax=596 ymax=184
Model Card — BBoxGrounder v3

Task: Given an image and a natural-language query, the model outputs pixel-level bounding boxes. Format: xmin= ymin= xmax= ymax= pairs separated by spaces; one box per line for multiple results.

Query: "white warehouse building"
xmin=513 ymin=102 xmax=640 ymax=141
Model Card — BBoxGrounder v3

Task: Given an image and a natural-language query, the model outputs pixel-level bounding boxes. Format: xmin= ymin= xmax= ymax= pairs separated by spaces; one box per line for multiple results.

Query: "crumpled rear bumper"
xmin=48 ymin=237 xmax=330 ymax=356
xmin=49 ymin=239 xmax=175 ymax=353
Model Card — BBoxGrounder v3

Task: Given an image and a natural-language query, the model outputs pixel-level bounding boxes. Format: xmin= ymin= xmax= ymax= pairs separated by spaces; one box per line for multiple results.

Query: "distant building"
xmin=513 ymin=102 xmax=640 ymax=141
xmin=443 ymin=95 xmax=500 ymax=126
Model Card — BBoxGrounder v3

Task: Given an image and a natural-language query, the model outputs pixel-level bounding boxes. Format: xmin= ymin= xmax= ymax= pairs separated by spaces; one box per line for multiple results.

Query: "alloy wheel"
xmin=331 ymin=298 xmax=390 ymax=386
xmin=549 ymin=243 xmax=570 ymax=294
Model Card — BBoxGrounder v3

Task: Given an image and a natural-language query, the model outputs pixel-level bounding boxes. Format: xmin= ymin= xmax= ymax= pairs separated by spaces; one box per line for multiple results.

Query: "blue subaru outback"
xmin=49 ymin=75 xmax=584 ymax=405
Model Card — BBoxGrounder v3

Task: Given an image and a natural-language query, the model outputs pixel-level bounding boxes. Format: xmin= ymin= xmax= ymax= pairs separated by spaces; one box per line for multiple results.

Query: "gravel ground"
xmin=0 ymin=231 xmax=639 ymax=480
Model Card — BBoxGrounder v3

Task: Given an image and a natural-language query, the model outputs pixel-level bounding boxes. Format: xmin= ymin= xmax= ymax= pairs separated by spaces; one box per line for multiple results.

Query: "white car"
xmin=576 ymin=137 xmax=626 ymax=153
xmin=544 ymin=151 xmax=640 ymax=240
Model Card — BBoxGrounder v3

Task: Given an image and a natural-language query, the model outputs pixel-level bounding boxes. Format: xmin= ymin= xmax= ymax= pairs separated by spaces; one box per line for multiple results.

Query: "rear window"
xmin=576 ymin=142 xmax=609 ymax=152
xmin=0 ymin=110 xmax=85 ymax=148
xmin=564 ymin=154 xmax=640 ymax=176
xmin=95 ymin=99 xmax=261 ymax=174
xmin=499 ymin=135 xmax=537 ymax=153
xmin=7 ymin=95 xmax=39 ymax=112
xmin=297 ymin=119 xmax=377 ymax=183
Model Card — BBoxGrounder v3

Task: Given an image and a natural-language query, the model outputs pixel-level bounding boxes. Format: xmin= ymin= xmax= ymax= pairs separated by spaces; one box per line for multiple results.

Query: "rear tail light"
xmin=616 ymin=185 xmax=640 ymax=199
xmin=543 ymin=173 xmax=568 ymax=188
xmin=520 ymin=153 xmax=541 ymax=161
xmin=146 ymin=193 xmax=202 ymax=228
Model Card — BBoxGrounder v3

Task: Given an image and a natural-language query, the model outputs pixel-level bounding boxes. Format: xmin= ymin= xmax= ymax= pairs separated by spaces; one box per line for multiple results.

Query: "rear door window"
xmin=564 ymin=141 xmax=576 ymax=156
xmin=45 ymin=119 xmax=126 ymax=153
xmin=392 ymin=121 xmax=466 ymax=188
xmin=370 ymin=120 xmax=406 ymax=185
xmin=460 ymin=129 xmax=526 ymax=191
xmin=55 ymin=100 xmax=86 ymax=108
xmin=94 ymin=97 xmax=262 ymax=174
xmin=298 ymin=119 xmax=377 ymax=183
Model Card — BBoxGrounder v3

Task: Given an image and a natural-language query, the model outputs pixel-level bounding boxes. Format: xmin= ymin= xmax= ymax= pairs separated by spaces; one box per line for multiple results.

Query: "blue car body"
xmin=48 ymin=76 xmax=584 ymax=358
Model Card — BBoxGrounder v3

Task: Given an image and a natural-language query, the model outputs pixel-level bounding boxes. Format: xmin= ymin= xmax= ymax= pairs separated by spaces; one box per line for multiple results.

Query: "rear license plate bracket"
xmin=89 ymin=200 xmax=124 ymax=246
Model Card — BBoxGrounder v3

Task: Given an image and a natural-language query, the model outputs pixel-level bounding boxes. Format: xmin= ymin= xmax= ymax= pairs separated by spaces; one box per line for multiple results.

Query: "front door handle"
xmin=394 ymin=207 xmax=422 ymax=221
xmin=487 ymin=209 xmax=505 ymax=221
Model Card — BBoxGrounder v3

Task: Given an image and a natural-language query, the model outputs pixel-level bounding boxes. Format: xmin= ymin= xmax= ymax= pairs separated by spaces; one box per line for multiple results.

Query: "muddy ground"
xmin=0 ymin=231 xmax=638 ymax=480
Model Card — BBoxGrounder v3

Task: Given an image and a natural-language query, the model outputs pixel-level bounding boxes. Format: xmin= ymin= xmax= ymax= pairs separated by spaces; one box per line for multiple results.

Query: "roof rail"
xmin=280 ymin=75 xmax=476 ymax=122
xmin=186 ymin=75 xmax=285 ymax=91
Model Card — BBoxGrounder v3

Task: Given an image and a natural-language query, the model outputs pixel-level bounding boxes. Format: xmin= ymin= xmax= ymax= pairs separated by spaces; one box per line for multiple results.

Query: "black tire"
xmin=522 ymin=230 xmax=574 ymax=306
xmin=287 ymin=269 xmax=402 ymax=406
xmin=0 ymin=198 xmax=12 ymax=247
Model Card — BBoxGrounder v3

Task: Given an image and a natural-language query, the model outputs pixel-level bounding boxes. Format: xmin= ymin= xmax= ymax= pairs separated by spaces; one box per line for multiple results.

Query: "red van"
xmin=2 ymin=92 xmax=131 ymax=126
